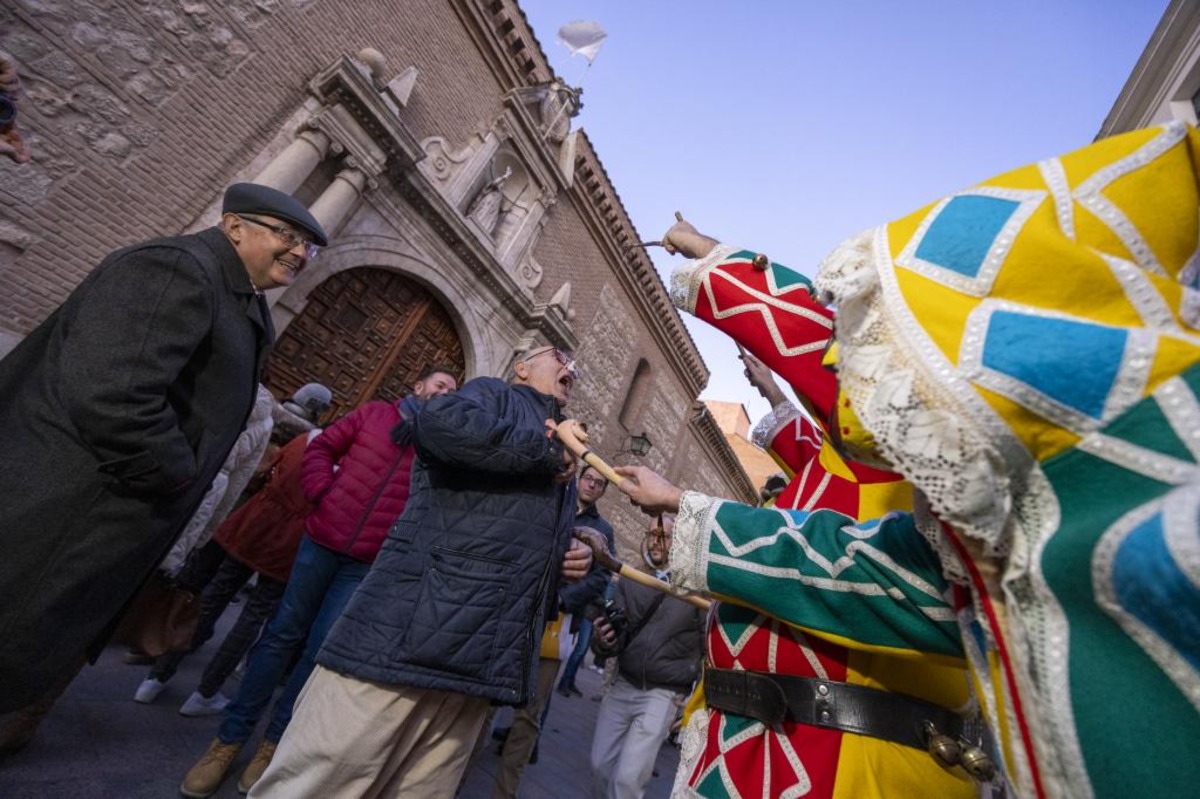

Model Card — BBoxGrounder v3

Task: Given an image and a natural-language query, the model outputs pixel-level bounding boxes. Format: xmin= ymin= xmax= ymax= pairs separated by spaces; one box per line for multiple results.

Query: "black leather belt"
xmin=705 ymin=668 xmax=964 ymax=751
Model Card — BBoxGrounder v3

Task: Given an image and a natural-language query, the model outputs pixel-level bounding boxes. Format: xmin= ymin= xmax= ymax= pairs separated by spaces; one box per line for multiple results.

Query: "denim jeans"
xmin=217 ymin=535 xmax=369 ymax=744
xmin=558 ymin=617 xmax=593 ymax=689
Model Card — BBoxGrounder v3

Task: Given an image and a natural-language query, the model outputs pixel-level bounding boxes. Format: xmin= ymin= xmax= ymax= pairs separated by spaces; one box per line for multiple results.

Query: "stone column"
xmin=253 ymin=128 xmax=332 ymax=194
xmin=308 ymin=163 xmax=369 ymax=234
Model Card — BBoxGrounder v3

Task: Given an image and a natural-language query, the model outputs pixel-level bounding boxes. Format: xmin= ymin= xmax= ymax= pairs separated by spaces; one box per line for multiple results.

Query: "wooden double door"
xmin=266 ymin=267 xmax=466 ymax=421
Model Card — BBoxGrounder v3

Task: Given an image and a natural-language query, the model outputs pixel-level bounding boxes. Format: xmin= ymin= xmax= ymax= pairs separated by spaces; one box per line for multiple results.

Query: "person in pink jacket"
xmin=181 ymin=365 xmax=459 ymax=799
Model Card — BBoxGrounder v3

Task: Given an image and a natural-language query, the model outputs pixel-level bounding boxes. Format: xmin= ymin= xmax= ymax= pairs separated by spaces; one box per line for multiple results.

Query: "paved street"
xmin=0 ymin=611 xmax=680 ymax=799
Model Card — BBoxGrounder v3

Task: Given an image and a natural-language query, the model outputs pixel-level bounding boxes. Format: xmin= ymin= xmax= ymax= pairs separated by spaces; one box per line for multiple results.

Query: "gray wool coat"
xmin=0 ymin=227 xmax=272 ymax=712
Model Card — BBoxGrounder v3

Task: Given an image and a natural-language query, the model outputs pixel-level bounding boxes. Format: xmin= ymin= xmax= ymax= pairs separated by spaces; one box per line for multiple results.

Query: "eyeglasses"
xmin=579 ymin=474 xmax=607 ymax=488
xmin=238 ymin=215 xmax=320 ymax=260
xmin=525 ymin=346 xmax=579 ymax=379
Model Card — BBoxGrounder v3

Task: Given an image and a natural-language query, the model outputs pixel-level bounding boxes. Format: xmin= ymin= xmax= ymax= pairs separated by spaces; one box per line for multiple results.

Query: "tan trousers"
xmin=493 ymin=656 xmax=561 ymax=798
xmin=249 ymin=665 xmax=491 ymax=799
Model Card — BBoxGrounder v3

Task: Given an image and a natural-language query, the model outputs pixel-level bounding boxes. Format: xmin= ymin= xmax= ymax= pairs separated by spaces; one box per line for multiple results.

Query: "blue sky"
xmin=518 ymin=1 xmax=1169 ymax=422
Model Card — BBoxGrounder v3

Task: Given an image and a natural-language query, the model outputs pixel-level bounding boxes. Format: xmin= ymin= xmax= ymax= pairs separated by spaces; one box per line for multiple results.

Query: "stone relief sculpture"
xmin=466 ymin=165 xmax=511 ymax=238
xmin=538 ymin=80 xmax=581 ymax=144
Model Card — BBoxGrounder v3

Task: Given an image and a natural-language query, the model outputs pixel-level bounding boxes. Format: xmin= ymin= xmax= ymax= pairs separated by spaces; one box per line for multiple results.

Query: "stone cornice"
xmin=395 ymin=169 xmax=577 ymax=350
xmin=689 ymin=402 xmax=757 ymax=504
xmin=1097 ymin=0 xmax=1200 ymax=137
xmin=307 ymin=56 xmax=425 ymax=168
xmin=569 ymin=133 xmax=709 ymax=398
xmin=305 ymin=50 xmax=573 ymax=348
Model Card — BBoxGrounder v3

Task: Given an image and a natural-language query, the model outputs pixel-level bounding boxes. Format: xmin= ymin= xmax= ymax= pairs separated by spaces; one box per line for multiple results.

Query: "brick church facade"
xmin=0 ymin=0 xmax=755 ymax=557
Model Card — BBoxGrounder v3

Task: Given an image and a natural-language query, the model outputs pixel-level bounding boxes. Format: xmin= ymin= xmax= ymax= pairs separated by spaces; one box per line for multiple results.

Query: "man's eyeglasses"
xmin=579 ymin=474 xmax=607 ymax=488
xmin=524 ymin=346 xmax=579 ymax=379
xmin=238 ymin=215 xmax=320 ymax=260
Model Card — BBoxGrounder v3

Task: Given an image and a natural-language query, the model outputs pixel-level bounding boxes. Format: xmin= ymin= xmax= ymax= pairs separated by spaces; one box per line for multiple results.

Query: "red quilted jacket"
xmin=300 ymin=400 xmax=415 ymax=562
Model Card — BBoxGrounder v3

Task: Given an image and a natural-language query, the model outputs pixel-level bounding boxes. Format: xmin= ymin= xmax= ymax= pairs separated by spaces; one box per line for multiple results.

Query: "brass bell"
xmin=752 ymin=253 xmax=770 ymax=271
xmin=921 ymin=721 xmax=961 ymax=768
xmin=958 ymin=743 xmax=997 ymax=782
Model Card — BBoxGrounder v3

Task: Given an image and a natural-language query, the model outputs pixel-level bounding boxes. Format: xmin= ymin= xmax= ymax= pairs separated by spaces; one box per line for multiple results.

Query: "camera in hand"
xmin=601 ymin=597 xmax=627 ymax=640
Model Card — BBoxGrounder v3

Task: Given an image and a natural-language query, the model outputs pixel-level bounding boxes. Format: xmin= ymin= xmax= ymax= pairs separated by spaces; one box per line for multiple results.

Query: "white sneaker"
xmin=134 ymin=677 xmax=167 ymax=704
xmin=179 ymin=690 xmax=231 ymax=717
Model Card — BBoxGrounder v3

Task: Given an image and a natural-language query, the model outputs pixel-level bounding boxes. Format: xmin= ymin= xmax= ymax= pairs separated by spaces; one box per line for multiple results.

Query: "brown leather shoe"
xmin=236 ymin=738 xmax=277 ymax=794
xmin=181 ymin=738 xmax=242 ymax=798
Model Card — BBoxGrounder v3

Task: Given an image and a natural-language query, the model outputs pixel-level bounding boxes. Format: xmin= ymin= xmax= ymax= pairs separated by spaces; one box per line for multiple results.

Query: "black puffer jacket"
xmin=318 ymin=377 xmax=575 ymax=706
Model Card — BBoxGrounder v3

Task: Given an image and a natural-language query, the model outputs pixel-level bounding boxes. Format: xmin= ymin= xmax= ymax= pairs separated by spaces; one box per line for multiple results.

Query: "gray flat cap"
xmin=222 ymin=182 xmax=329 ymax=246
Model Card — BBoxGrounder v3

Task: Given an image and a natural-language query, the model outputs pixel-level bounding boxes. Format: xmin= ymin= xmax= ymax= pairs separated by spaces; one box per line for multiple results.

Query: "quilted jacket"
xmin=300 ymin=400 xmax=415 ymax=563
xmin=318 ymin=377 xmax=575 ymax=706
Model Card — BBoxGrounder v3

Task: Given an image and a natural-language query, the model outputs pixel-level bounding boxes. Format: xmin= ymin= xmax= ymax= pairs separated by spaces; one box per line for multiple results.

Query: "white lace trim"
xmin=750 ymin=400 xmax=803 ymax=449
xmin=670 ymin=491 xmax=718 ymax=594
xmin=668 ymin=243 xmax=741 ymax=313
xmin=913 ymin=495 xmax=969 ymax=587
xmin=1073 ymin=122 xmax=1186 ymax=279
xmin=814 ymin=226 xmax=1026 ymax=553
xmin=1038 ymin=158 xmax=1075 ymax=240
xmin=671 ymin=708 xmax=710 ymax=798
xmin=1182 ymin=286 xmax=1200 ymax=329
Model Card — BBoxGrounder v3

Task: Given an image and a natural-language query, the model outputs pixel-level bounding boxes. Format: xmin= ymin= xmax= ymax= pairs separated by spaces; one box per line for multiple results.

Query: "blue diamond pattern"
xmin=915 ymin=195 xmax=1021 ymax=278
xmin=981 ymin=311 xmax=1127 ymax=420
xmin=1113 ymin=510 xmax=1200 ymax=672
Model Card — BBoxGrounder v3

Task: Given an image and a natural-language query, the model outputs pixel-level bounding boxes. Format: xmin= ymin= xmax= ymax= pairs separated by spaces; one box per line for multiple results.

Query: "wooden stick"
xmin=554 ymin=419 xmax=624 ymax=486
xmin=575 ymin=528 xmax=712 ymax=611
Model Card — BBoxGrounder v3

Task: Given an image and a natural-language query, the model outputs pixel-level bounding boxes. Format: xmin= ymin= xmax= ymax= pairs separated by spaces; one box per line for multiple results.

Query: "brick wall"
xmin=0 ymin=0 xmax=755 ymax=559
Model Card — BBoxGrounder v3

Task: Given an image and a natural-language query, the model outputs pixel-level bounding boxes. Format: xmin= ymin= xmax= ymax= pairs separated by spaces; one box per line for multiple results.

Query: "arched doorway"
xmin=265 ymin=267 xmax=466 ymax=420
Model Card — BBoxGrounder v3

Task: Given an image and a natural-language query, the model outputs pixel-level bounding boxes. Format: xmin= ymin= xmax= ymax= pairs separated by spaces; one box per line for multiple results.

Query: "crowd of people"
xmin=1 ymin=42 xmax=1197 ymax=799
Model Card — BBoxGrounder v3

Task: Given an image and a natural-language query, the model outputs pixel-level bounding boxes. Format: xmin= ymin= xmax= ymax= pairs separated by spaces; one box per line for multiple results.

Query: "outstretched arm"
xmin=615 ymin=465 xmax=962 ymax=661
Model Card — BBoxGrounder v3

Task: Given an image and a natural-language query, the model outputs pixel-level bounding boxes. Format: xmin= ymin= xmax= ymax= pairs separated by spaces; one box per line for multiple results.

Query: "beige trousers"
xmin=493 ymin=656 xmax=562 ymax=798
xmin=249 ymin=665 xmax=491 ymax=799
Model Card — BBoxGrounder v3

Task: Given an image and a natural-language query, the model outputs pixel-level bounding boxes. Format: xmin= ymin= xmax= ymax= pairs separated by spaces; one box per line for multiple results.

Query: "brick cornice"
xmin=568 ymin=133 xmax=709 ymax=397
xmin=450 ymin=0 xmax=710 ymax=396
xmin=450 ymin=0 xmax=554 ymax=93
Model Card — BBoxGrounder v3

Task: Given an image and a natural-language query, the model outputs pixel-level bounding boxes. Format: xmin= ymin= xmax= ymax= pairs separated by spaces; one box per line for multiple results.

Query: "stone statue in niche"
xmin=539 ymin=80 xmax=582 ymax=144
xmin=466 ymin=166 xmax=512 ymax=238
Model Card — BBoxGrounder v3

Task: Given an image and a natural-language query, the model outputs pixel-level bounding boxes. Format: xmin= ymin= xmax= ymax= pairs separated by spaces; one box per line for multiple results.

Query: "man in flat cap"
xmin=0 ymin=183 xmax=327 ymax=752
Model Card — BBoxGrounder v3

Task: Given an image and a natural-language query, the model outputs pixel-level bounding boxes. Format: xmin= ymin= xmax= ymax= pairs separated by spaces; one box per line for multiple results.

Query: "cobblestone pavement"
xmin=0 ymin=610 xmax=681 ymax=798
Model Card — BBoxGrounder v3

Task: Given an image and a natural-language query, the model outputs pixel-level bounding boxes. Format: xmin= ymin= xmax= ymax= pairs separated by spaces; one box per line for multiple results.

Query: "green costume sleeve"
xmin=671 ymin=491 xmax=964 ymax=659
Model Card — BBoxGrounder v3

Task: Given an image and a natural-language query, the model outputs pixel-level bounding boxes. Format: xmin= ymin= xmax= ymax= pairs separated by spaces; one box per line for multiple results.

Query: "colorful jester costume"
xmin=670 ymin=251 xmax=977 ymax=795
xmin=669 ymin=122 xmax=1200 ymax=798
